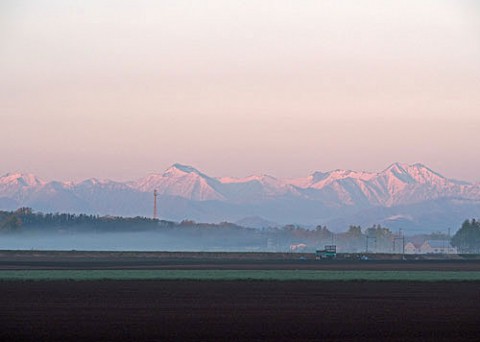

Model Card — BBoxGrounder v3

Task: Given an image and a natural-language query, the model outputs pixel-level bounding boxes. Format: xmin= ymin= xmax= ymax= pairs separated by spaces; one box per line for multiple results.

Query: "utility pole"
xmin=366 ymin=236 xmax=376 ymax=254
xmin=393 ymin=228 xmax=404 ymax=257
xmin=447 ymin=228 xmax=451 ymax=255
xmin=402 ymin=234 xmax=405 ymax=259
xmin=400 ymin=228 xmax=403 ymax=257
xmin=153 ymin=189 xmax=158 ymax=220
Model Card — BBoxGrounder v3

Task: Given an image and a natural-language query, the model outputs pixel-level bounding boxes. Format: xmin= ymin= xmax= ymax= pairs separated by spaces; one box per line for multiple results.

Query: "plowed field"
xmin=1 ymin=280 xmax=479 ymax=341
xmin=1 ymin=251 xmax=479 ymax=341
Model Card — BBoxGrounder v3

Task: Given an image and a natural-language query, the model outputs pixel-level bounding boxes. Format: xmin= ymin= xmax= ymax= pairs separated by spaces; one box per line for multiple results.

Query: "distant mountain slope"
xmin=0 ymin=163 xmax=478 ymax=232
xmin=133 ymin=164 xmax=225 ymax=201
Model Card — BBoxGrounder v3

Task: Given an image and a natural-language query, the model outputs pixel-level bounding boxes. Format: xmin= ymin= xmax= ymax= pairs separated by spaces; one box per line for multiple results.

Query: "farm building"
xmin=404 ymin=242 xmax=420 ymax=254
xmin=420 ymin=240 xmax=457 ymax=254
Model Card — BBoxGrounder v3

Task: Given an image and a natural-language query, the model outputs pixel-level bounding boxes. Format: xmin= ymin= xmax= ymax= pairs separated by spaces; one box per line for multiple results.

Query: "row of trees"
xmin=1 ymin=208 xmax=479 ymax=253
xmin=0 ymin=210 xmax=402 ymax=252
xmin=451 ymin=219 xmax=480 ymax=253
xmin=0 ymin=208 xmax=167 ymax=233
xmin=0 ymin=211 xmax=22 ymax=232
xmin=259 ymin=224 xmax=403 ymax=252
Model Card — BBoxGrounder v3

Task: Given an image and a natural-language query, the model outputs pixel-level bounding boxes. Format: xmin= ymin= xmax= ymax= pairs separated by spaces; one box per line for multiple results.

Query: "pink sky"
xmin=1 ymin=1 xmax=479 ymax=182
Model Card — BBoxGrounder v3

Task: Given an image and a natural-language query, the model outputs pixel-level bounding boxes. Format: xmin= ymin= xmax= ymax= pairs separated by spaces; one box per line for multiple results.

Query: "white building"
xmin=404 ymin=242 xmax=420 ymax=254
xmin=420 ymin=240 xmax=457 ymax=254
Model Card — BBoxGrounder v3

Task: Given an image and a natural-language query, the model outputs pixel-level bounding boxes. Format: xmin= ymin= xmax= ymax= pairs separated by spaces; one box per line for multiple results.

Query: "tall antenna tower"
xmin=153 ymin=189 xmax=158 ymax=219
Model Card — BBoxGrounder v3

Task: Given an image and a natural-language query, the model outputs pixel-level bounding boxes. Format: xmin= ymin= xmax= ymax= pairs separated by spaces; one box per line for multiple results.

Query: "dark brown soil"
xmin=1 ymin=280 xmax=479 ymax=342
xmin=1 ymin=250 xmax=480 ymax=271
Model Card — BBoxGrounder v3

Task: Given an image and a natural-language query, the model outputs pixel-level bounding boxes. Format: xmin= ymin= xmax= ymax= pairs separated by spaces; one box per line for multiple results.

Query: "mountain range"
xmin=1 ymin=162 xmax=479 ymax=233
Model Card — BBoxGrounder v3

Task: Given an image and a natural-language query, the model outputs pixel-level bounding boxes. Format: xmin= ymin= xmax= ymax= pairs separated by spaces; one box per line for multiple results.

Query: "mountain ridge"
xmin=1 ymin=163 xmax=478 ymax=233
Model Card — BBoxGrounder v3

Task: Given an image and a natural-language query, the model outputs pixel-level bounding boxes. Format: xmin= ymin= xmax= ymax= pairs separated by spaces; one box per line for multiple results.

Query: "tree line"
xmin=1 ymin=208 xmax=478 ymax=253
xmin=451 ymin=219 xmax=480 ymax=253
xmin=0 ymin=208 xmax=168 ymax=233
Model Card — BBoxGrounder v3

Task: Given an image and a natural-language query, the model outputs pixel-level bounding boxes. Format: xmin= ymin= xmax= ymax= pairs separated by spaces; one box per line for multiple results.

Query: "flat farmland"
xmin=1 ymin=251 xmax=480 ymax=341
xmin=1 ymin=250 xmax=479 ymax=271
xmin=1 ymin=280 xmax=479 ymax=341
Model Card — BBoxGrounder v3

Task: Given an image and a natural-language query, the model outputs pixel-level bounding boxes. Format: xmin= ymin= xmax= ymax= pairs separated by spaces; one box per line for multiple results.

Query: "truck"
xmin=315 ymin=245 xmax=337 ymax=259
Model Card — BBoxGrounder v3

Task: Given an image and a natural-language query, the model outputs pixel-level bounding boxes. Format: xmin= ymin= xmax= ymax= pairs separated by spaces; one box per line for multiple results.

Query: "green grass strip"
xmin=1 ymin=270 xmax=480 ymax=281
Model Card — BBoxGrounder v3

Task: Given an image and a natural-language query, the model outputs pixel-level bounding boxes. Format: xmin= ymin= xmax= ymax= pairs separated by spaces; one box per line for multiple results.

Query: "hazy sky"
xmin=1 ymin=1 xmax=479 ymax=182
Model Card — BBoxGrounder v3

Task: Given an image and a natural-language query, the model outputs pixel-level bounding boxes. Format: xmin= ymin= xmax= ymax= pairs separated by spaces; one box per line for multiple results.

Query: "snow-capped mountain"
xmin=0 ymin=162 xmax=478 ymax=232
xmin=286 ymin=162 xmax=474 ymax=207
xmin=133 ymin=164 xmax=300 ymax=203
xmin=133 ymin=164 xmax=225 ymax=201
xmin=218 ymin=174 xmax=301 ymax=202
xmin=0 ymin=173 xmax=46 ymax=199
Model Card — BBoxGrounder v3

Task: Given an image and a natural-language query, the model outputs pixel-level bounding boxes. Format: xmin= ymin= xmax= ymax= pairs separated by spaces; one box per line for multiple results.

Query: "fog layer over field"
xmin=1 ymin=232 xmax=183 ymax=252
xmin=1 ymin=209 xmax=467 ymax=253
xmin=0 ymin=231 xmax=266 ymax=252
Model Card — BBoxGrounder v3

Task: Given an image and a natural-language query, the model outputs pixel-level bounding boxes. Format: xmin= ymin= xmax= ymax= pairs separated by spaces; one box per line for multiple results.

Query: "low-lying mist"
xmin=0 ymin=209 xmax=463 ymax=253
xmin=0 ymin=231 xmax=266 ymax=252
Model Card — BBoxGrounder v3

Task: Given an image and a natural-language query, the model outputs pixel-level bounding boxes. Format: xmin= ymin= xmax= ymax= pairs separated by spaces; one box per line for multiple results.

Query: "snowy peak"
xmin=380 ymin=162 xmax=451 ymax=187
xmin=131 ymin=173 xmax=163 ymax=191
xmin=163 ymin=163 xmax=209 ymax=178
xmin=75 ymin=178 xmax=130 ymax=191
xmin=316 ymin=169 xmax=375 ymax=185
xmin=383 ymin=162 xmax=411 ymax=172
xmin=220 ymin=174 xmax=279 ymax=184
xmin=219 ymin=173 xmax=297 ymax=200
xmin=382 ymin=162 xmax=418 ymax=184
xmin=383 ymin=162 xmax=441 ymax=179
xmin=0 ymin=172 xmax=45 ymax=187
xmin=0 ymin=172 xmax=47 ymax=200
xmin=133 ymin=164 xmax=223 ymax=201
xmin=283 ymin=162 xmax=472 ymax=207
xmin=0 ymin=162 xmax=477 ymax=210
xmin=79 ymin=178 xmax=110 ymax=186
xmin=290 ymin=169 xmax=375 ymax=189
xmin=406 ymin=163 xmax=451 ymax=185
xmin=0 ymin=162 xmax=478 ymax=232
xmin=369 ymin=162 xmax=469 ymax=206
